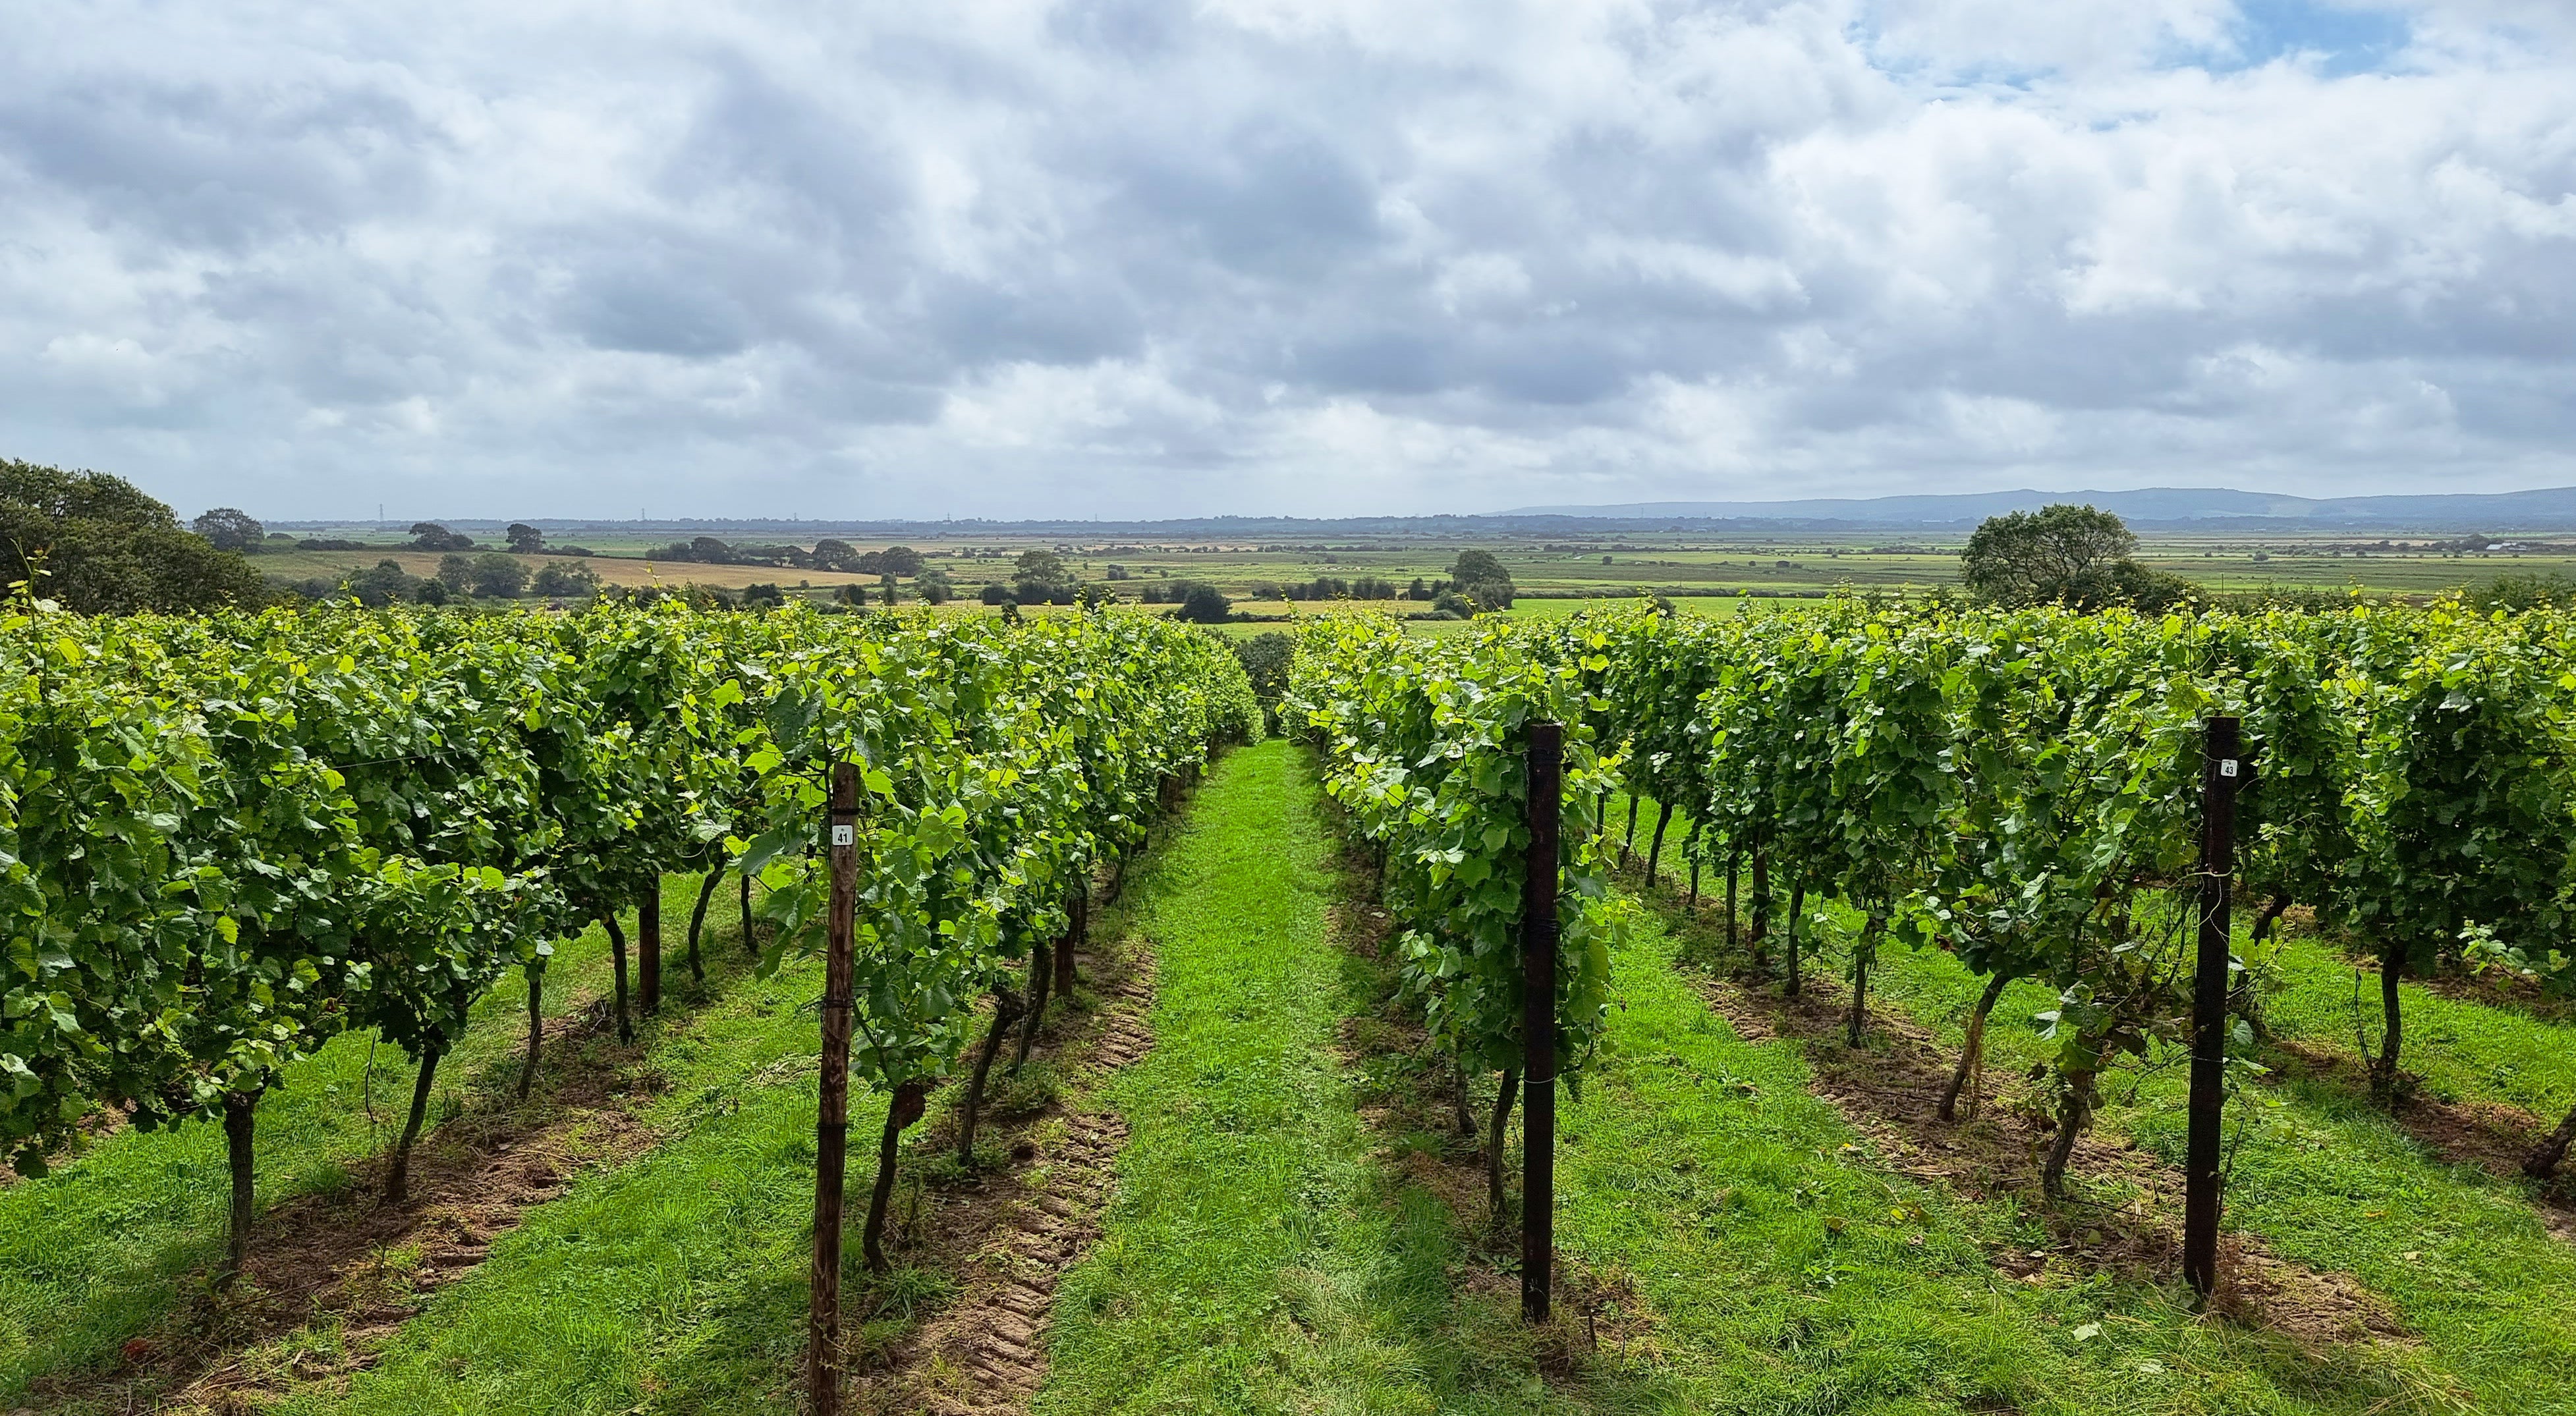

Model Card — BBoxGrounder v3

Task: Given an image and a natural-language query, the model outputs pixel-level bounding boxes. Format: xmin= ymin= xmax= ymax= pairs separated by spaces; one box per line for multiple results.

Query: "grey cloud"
xmin=0 ymin=1 xmax=2571 ymax=519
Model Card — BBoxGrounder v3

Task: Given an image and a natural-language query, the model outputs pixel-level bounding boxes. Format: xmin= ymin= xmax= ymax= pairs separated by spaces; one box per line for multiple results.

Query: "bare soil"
xmin=845 ymin=937 xmax=1159 ymax=1416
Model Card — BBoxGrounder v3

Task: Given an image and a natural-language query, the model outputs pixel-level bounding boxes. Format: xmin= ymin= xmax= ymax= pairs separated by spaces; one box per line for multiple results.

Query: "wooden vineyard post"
xmin=2185 ymin=717 xmax=2241 ymax=1302
xmin=810 ymin=764 xmax=861 ymax=1416
xmin=1522 ymin=721 xmax=1561 ymax=1325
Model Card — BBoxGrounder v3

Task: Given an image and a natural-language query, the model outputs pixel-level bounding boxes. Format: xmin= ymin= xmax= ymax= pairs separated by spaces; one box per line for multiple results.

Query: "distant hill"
xmin=1503 ymin=486 xmax=2576 ymax=530
xmin=267 ymin=485 xmax=2576 ymax=537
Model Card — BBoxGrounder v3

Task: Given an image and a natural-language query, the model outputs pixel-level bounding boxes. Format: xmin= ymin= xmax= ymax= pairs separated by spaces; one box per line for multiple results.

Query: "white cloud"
xmin=0 ymin=0 xmax=2569 ymax=518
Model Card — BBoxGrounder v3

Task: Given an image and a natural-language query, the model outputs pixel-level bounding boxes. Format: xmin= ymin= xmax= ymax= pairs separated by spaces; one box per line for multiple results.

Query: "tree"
xmin=980 ymin=582 xmax=1015 ymax=606
xmin=1959 ymin=505 xmax=2185 ymax=611
xmin=469 ymin=551 xmax=530 ymax=598
xmin=2474 ymin=572 xmax=2576 ymax=613
xmin=192 ymin=508 xmax=265 ymax=553
xmin=506 ymin=522 xmax=544 ymax=553
xmin=916 ymin=565 xmax=955 ymax=605
xmin=0 ymin=458 xmax=266 ymax=613
xmin=409 ymin=522 xmax=476 ymax=552
xmin=878 ymin=545 xmax=924 ymax=577
xmin=811 ymin=539 xmax=864 ymax=573
xmin=1176 ymin=584 xmax=1232 ymax=623
xmin=1013 ymin=549 xmax=1078 ymax=605
xmin=345 ymin=559 xmax=420 ymax=607
xmin=437 ymin=553 xmax=476 ymax=591
xmin=1447 ymin=549 xmax=1515 ymax=609
xmin=532 ymin=560 xmax=602 ymax=597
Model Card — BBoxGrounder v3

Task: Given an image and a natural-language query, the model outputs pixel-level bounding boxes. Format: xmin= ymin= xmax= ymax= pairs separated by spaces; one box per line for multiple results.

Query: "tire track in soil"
xmin=1680 ymin=958 xmax=2407 ymax=1349
xmin=36 ymin=998 xmax=662 ymax=1414
xmin=852 ymin=941 xmax=1159 ymax=1416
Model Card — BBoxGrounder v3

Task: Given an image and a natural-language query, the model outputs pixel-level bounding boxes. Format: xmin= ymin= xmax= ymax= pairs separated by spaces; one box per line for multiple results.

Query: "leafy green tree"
xmin=345 ymin=559 xmax=420 ymax=607
xmin=1176 ymin=584 xmax=1232 ymax=623
xmin=531 ymin=560 xmax=602 ymax=597
xmin=0 ymin=458 xmax=266 ymax=612
xmin=1959 ymin=504 xmax=2189 ymax=611
xmin=1013 ymin=549 xmax=1080 ymax=605
xmin=980 ymin=582 xmax=1015 ymax=606
xmin=408 ymin=522 xmax=476 ymax=552
xmin=811 ymin=538 xmax=864 ymax=573
xmin=468 ymin=551 xmax=529 ymax=598
xmin=505 ymin=522 xmax=544 ymax=553
xmin=878 ymin=545 xmax=924 ymax=577
xmin=437 ymin=553 xmax=475 ymax=591
xmin=192 ymin=507 xmax=265 ymax=553
xmin=1447 ymin=549 xmax=1515 ymax=609
xmin=916 ymin=565 xmax=955 ymax=605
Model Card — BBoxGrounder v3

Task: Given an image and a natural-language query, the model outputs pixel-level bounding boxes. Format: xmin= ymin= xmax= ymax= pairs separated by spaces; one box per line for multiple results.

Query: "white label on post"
xmin=832 ymin=824 xmax=854 ymax=846
xmin=2219 ymin=760 xmax=2239 ymax=778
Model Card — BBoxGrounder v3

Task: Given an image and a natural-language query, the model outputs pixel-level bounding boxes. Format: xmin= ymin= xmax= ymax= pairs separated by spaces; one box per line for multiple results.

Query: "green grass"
xmin=1037 ymin=738 xmax=1644 ymax=1412
xmin=2257 ymin=934 xmax=2576 ymax=1120
xmin=277 ymin=945 xmax=836 ymax=1415
xmin=0 ymin=871 xmax=762 ymax=1403
xmin=1548 ymin=900 xmax=2458 ymax=1415
xmin=1605 ymin=791 xmax=2576 ymax=1411
xmin=1851 ymin=933 xmax=2576 ymax=1413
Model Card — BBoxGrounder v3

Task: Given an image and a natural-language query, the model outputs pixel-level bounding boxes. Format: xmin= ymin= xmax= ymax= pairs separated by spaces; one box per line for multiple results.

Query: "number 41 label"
xmin=833 ymin=825 xmax=855 ymax=846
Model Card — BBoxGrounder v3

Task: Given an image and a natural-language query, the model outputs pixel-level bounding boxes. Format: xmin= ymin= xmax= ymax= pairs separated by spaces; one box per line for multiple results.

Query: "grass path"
xmin=1036 ymin=739 xmax=1686 ymax=1413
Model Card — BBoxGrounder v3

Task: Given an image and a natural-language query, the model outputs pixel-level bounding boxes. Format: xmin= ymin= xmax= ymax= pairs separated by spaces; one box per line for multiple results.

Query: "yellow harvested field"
xmin=260 ymin=549 xmax=882 ymax=590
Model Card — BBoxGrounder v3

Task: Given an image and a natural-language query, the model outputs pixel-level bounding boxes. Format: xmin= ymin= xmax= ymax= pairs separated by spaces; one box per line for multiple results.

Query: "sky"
xmin=2 ymin=1 xmax=2571 ymax=522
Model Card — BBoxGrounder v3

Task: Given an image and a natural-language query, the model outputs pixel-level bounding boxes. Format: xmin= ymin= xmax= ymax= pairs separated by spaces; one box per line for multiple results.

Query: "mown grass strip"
xmin=274 ymin=950 xmax=839 ymax=1415
xmin=1038 ymin=740 xmax=1689 ymax=1413
xmin=0 ymin=871 xmax=753 ymax=1403
xmin=1552 ymin=893 xmax=2459 ymax=1416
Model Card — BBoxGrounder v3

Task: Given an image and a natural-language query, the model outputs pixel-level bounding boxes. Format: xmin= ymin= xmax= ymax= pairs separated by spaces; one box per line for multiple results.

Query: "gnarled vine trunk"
xmin=2526 ymin=1103 xmax=2576 ymax=1180
xmin=862 ymin=1081 xmax=929 ymax=1272
xmin=220 ymin=1088 xmax=259 ymax=1290
xmin=1011 ymin=937 xmax=1053 ymax=1076
xmin=385 ymin=1047 xmax=442 ymax=1203
xmin=1487 ymin=1067 xmax=1519 ymax=1222
xmin=2371 ymin=937 xmax=2406 ymax=1103
xmin=1939 ymin=973 xmax=2011 ymax=1122
xmin=1845 ymin=915 xmax=1882 ymax=1047
xmin=1646 ymin=802 xmax=1674 ymax=882
xmin=686 ymin=867 xmax=721 ymax=984
xmin=602 ymin=913 xmax=634 ymax=1044
xmin=957 ymin=989 xmax=1025 ymax=1166
xmin=2041 ymin=1068 xmax=2097 ymax=1198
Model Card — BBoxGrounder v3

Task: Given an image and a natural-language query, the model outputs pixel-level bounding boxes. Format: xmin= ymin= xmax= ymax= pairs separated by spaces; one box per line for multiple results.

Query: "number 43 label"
xmin=2219 ymin=760 xmax=2239 ymax=778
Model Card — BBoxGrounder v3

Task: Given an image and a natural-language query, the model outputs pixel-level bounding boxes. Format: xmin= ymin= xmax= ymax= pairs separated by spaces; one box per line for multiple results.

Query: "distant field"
xmin=253 ymin=528 xmax=2556 ymax=609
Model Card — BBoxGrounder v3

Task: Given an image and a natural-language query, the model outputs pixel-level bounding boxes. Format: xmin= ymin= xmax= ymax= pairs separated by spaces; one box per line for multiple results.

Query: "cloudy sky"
xmin=3 ymin=1 xmax=2571 ymax=521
